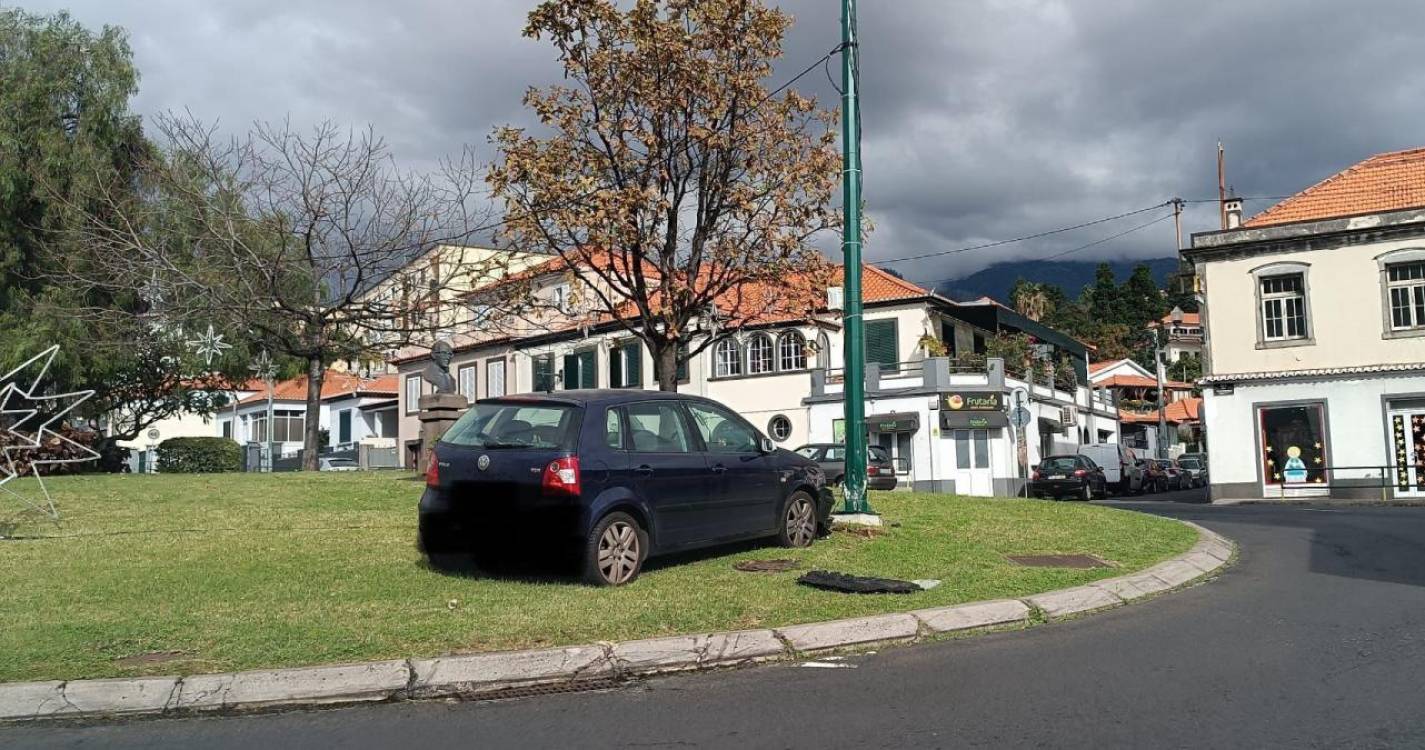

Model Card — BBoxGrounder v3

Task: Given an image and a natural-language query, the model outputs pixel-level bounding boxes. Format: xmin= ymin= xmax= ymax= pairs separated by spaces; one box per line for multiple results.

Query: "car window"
xmin=625 ymin=401 xmax=693 ymax=453
xmin=1079 ymin=456 xmax=1099 ymax=469
xmin=685 ymin=401 xmax=760 ymax=454
xmin=1040 ymin=457 xmax=1078 ymax=472
xmin=824 ymin=447 xmax=846 ymax=461
xmin=442 ymin=401 xmax=580 ymax=450
xmin=1179 ymin=458 xmax=1201 ymax=468
xmin=605 ymin=408 xmax=625 ymax=450
xmin=795 ymin=447 xmax=821 ymax=459
xmin=868 ymin=446 xmax=891 ymax=462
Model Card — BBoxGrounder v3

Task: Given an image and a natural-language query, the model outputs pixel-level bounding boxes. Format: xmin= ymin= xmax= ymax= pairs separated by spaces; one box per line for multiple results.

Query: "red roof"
xmin=237 ymin=371 xmax=395 ymax=406
xmin=1117 ymin=397 xmax=1202 ymax=425
xmin=1097 ymin=374 xmax=1193 ymax=390
xmin=1158 ymin=311 xmax=1201 ymax=327
xmin=1089 ymin=359 xmax=1128 ymax=375
xmin=1245 ymin=147 xmax=1425 ymax=227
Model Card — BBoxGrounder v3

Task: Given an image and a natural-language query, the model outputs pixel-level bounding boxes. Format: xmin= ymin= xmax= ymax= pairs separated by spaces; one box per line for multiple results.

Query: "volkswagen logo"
xmin=477 ymin=454 xmax=491 ymax=471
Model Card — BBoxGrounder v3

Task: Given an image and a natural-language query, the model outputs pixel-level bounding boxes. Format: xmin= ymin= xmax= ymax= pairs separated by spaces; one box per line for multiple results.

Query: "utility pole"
xmin=1153 ymin=327 xmax=1168 ymax=460
xmin=1217 ymin=142 xmax=1228 ymax=230
xmin=1171 ymin=197 xmax=1185 ymax=252
xmin=838 ymin=0 xmax=871 ymax=516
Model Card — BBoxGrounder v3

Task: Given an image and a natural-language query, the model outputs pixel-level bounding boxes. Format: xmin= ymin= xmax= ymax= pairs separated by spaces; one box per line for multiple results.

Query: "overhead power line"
xmin=1040 ymin=212 xmax=1176 ymax=261
xmin=876 ymin=202 xmax=1172 ymax=266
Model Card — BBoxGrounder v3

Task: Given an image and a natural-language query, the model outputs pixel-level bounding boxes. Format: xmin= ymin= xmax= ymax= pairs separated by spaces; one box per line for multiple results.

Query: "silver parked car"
xmin=319 ymin=457 xmax=360 ymax=472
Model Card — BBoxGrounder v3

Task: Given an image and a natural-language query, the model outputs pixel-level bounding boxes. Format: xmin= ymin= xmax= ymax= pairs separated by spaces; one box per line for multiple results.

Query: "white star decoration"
xmin=0 ymin=346 xmax=100 ymax=522
xmin=187 ymin=324 xmax=232 ymax=367
xmin=248 ymin=349 xmax=277 ymax=381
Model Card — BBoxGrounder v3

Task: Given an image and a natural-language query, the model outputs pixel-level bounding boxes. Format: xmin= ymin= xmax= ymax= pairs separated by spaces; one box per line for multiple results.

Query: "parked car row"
xmin=1030 ymin=445 xmax=1207 ymax=500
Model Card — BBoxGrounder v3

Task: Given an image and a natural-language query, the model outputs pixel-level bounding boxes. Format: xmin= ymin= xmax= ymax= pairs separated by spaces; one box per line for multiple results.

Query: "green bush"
xmin=156 ymin=437 xmax=241 ymax=473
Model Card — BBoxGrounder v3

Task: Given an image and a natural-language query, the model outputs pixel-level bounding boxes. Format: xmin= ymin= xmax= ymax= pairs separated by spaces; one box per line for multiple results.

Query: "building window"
xmin=469 ymin=303 xmax=493 ymax=328
xmin=457 ymin=365 xmax=478 ymax=401
xmin=562 ymin=349 xmax=596 ymax=389
xmin=767 ymin=414 xmax=793 ymax=442
xmin=747 ymin=333 xmax=774 ymax=374
xmin=816 ymin=332 xmax=832 ymax=370
xmin=532 ymin=354 xmax=555 ymax=392
xmin=404 ymin=374 xmax=421 ymax=415
xmin=222 ymin=420 xmax=233 ymax=439
xmin=713 ymin=338 xmax=741 ymax=377
xmin=777 ymin=331 xmax=807 ymax=371
xmin=610 ymin=340 xmax=643 ymax=388
xmin=865 ymin=319 xmax=898 ymax=366
xmin=1386 ymin=261 xmax=1425 ymax=330
xmin=1260 ymin=273 xmax=1308 ymax=341
xmin=1259 ymin=403 xmax=1328 ymax=486
xmin=487 ymin=358 xmax=507 ymax=398
xmin=552 ymin=284 xmax=571 ymax=313
xmin=253 ymin=409 xmax=306 ymax=443
xmin=337 ymin=409 xmax=352 ymax=445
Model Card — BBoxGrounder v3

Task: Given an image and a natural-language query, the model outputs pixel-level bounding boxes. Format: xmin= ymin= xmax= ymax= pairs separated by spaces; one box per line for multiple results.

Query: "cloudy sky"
xmin=24 ymin=0 xmax=1425 ymax=286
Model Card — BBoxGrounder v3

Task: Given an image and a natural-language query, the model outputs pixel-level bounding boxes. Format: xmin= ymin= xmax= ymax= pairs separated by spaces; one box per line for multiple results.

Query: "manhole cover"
xmin=734 ymin=559 xmax=802 ymax=573
xmin=1006 ymin=554 xmax=1110 ymax=569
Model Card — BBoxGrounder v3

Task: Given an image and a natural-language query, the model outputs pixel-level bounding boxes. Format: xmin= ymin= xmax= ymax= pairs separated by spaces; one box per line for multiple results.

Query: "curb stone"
xmin=0 ymin=521 xmax=1235 ymax=723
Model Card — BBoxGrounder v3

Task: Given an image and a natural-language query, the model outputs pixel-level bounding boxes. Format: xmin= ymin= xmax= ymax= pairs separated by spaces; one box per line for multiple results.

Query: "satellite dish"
xmin=146 ymin=428 xmax=161 ymax=441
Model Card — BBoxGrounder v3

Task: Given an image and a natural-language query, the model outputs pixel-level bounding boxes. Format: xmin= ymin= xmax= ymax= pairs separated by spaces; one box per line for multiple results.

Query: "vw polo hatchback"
xmin=419 ymin=390 xmax=834 ymax=585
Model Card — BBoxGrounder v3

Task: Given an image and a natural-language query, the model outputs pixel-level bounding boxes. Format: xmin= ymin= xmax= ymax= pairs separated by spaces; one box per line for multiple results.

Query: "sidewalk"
xmin=0 ymin=521 xmax=1234 ymax=723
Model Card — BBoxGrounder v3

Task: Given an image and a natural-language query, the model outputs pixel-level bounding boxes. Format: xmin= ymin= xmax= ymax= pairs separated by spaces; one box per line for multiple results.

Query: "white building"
xmin=392 ymin=260 xmax=1121 ymax=496
xmin=1185 ymin=146 xmax=1425 ymax=500
xmin=220 ymin=371 xmax=400 ymax=460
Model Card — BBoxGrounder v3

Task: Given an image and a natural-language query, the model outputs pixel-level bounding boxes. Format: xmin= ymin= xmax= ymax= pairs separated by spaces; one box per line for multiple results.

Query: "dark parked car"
xmin=1164 ymin=460 xmax=1188 ymax=491
xmin=793 ymin=443 xmax=898 ymax=491
xmin=1030 ymin=455 xmax=1108 ymax=500
xmin=419 ymin=391 xmax=835 ymax=586
xmin=1135 ymin=458 xmax=1169 ymax=493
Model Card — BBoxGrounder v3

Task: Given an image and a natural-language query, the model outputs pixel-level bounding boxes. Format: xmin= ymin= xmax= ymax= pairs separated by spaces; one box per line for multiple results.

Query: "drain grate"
xmin=471 ymin=678 xmax=624 ymax=702
xmin=1006 ymin=554 xmax=1110 ymax=569
xmin=734 ymin=559 xmax=802 ymax=573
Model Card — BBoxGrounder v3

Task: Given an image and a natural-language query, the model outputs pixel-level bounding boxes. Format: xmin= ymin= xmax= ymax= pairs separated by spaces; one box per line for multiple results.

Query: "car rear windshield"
xmin=1178 ymin=458 xmax=1202 ymax=468
xmin=442 ymin=401 xmax=581 ymax=450
xmin=868 ymin=446 xmax=891 ymax=462
xmin=1040 ymin=457 xmax=1079 ymax=472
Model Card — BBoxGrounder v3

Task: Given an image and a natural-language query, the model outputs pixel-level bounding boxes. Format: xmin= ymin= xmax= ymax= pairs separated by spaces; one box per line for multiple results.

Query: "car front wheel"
xmin=581 ymin=512 xmax=647 ymax=586
xmin=778 ymin=491 xmax=818 ymax=548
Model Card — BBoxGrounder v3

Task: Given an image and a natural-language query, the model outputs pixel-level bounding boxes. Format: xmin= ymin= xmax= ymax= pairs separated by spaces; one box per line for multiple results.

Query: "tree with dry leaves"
xmin=488 ymin=0 xmax=841 ymax=390
xmin=44 ymin=115 xmax=501 ymax=470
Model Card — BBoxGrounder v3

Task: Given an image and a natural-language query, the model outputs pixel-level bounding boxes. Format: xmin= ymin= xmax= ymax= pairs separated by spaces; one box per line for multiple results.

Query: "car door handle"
xmin=636 ymin=465 xmax=654 ymax=476
xmin=710 ymin=465 xmax=727 ymax=474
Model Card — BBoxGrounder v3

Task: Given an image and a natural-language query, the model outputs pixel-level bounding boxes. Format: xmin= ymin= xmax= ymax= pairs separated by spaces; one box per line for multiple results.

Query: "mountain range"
xmin=930 ymin=257 xmax=1182 ymax=303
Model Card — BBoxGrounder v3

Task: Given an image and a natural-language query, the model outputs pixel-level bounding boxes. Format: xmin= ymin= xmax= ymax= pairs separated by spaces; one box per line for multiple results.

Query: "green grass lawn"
xmin=0 ymin=473 xmax=1196 ymax=683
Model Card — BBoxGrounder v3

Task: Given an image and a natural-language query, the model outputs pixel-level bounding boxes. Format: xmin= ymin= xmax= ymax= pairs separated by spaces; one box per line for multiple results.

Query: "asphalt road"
xmin=10 ymin=491 xmax=1425 ymax=749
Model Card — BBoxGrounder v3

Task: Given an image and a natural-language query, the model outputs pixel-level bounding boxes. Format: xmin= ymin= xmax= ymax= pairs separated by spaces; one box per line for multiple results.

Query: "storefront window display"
xmin=1259 ymin=404 xmax=1328 ymax=485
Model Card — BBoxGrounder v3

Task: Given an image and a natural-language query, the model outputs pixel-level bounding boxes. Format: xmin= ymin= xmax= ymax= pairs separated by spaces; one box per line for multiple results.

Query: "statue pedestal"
xmin=418 ymin=393 xmax=469 ymax=470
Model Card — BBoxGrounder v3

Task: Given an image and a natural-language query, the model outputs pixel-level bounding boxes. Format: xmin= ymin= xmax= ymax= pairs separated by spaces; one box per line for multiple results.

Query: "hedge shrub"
xmin=156 ymin=437 xmax=241 ymax=473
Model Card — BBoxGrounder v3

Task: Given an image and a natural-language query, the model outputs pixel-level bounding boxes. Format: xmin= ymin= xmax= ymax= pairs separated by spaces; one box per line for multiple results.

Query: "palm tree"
xmin=1013 ymin=282 xmax=1050 ymax=321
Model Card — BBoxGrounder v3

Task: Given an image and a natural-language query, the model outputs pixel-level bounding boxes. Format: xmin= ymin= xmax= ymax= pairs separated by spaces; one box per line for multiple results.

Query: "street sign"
xmin=1010 ymin=406 xmax=1032 ymax=429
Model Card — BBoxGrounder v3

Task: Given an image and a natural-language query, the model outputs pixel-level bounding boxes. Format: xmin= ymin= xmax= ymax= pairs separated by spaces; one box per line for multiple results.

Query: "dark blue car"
xmin=419 ymin=390 xmax=834 ymax=586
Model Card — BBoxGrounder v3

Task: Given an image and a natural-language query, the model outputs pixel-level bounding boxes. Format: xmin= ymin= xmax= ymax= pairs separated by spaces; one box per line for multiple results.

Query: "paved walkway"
xmin=9 ymin=500 xmax=1425 ymax=748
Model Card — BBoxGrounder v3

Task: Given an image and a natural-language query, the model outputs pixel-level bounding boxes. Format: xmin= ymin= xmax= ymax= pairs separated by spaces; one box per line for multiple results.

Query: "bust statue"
xmin=421 ymin=340 xmax=457 ymax=395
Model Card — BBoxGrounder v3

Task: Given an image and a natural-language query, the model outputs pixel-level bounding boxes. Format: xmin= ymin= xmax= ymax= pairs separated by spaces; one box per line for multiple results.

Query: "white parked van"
xmin=1078 ymin=444 xmax=1142 ymax=494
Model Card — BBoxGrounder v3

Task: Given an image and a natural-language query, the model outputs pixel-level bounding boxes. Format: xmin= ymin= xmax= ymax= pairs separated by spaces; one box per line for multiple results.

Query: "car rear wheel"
xmin=582 ymin=512 xmax=646 ymax=587
xmin=1079 ymin=482 xmax=1093 ymax=501
xmin=778 ymin=491 xmax=818 ymax=548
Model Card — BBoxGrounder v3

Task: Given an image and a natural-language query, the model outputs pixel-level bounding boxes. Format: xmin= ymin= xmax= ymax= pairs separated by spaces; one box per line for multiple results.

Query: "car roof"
xmin=478 ymin=389 xmax=718 ymax=408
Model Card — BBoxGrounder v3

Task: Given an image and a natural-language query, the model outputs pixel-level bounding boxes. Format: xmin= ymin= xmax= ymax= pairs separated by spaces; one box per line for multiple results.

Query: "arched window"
xmin=746 ymin=334 xmax=774 ymax=374
xmin=713 ymin=338 xmax=742 ymax=378
xmin=816 ymin=332 xmax=832 ymax=370
xmin=777 ymin=331 xmax=807 ymax=371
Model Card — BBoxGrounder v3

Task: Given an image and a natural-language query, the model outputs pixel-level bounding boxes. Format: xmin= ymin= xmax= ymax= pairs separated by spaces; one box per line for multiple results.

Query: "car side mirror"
xmin=759 ymin=437 xmax=775 ymax=454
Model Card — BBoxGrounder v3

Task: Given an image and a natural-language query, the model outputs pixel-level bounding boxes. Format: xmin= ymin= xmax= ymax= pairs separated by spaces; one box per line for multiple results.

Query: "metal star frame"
xmin=188 ymin=324 xmax=233 ymax=367
xmin=0 ymin=346 xmax=100 ymax=522
xmin=248 ymin=350 xmax=277 ymax=381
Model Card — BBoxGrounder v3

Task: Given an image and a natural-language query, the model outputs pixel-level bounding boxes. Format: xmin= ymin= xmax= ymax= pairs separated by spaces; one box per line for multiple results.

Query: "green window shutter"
xmin=609 ymin=345 xmax=624 ymax=388
xmin=579 ymin=350 xmax=597 ymax=388
xmin=865 ymin=319 xmax=898 ymax=366
xmin=675 ymin=343 xmax=687 ymax=381
xmin=626 ymin=343 xmax=642 ymax=387
xmin=562 ymin=353 xmax=578 ymax=389
xmin=533 ymin=356 xmax=553 ymax=391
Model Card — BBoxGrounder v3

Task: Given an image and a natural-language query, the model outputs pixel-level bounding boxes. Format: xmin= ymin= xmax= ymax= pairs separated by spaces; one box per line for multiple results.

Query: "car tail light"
xmin=542 ymin=456 xmax=581 ymax=496
xmin=1031 ymin=470 xmax=1041 ymax=480
xmin=425 ymin=452 xmax=440 ymax=487
xmin=1073 ymin=469 xmax=1087 ymax=477
xmin=867 ymin=465 xmax=880 ymax=476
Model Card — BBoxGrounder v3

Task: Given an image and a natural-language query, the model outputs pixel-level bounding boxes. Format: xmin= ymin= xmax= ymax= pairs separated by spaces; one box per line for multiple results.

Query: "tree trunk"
xmin=302 ymin=356 xmax=324 ymax=471
xmin=654 ymin=342 xmax=680 ymax=392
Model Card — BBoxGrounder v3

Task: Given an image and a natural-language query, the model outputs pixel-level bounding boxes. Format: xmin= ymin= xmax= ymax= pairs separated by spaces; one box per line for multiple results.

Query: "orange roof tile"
xmin=1098 ymin=374 xmax=1193 ymax=390
xmin=1089 ymin=359 xmax=1128 ymax=374
xmin=1156 ymin=311 xmax=1200 ymax=327
xmin=238 ymin=371 xmax=392 ymax=406
xmin=1245 ymin=147 xmax=1425 ymax=227
xmin=1163 ymin=397 xmax=1202 ymax=423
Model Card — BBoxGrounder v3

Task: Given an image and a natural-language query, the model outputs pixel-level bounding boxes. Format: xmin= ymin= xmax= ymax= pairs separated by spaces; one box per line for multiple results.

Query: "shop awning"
xmin=866 ymin=412 xmax=920 ymax=434
xmin=940 ymin=411 xmax=1009 ymax=429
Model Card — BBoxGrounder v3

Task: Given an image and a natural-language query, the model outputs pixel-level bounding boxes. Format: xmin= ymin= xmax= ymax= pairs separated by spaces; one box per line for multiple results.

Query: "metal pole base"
xmin=831 ymin=512 xmax=883 ymax=527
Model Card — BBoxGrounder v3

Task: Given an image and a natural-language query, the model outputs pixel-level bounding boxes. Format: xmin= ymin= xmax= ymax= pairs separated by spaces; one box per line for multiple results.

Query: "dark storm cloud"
xmin=28 ymin=0 xmax=1425 ymax=285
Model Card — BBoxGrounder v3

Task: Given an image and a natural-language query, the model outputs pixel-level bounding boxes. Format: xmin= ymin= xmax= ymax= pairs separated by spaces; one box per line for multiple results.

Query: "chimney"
xmin=1224 ymin=195 xmax=1244 ymax=229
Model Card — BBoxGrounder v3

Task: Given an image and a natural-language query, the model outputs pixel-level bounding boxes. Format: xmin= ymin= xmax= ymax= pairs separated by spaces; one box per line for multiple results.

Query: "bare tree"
xmin=46 ymin=115 xmax=505 ymax=470
xmin=488 ymin=0 xmax=842 ymax=390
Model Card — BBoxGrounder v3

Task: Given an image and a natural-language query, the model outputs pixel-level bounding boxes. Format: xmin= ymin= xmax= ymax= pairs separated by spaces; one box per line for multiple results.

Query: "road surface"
xmin=8 ymin=491 xmax=1425 ymax=748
